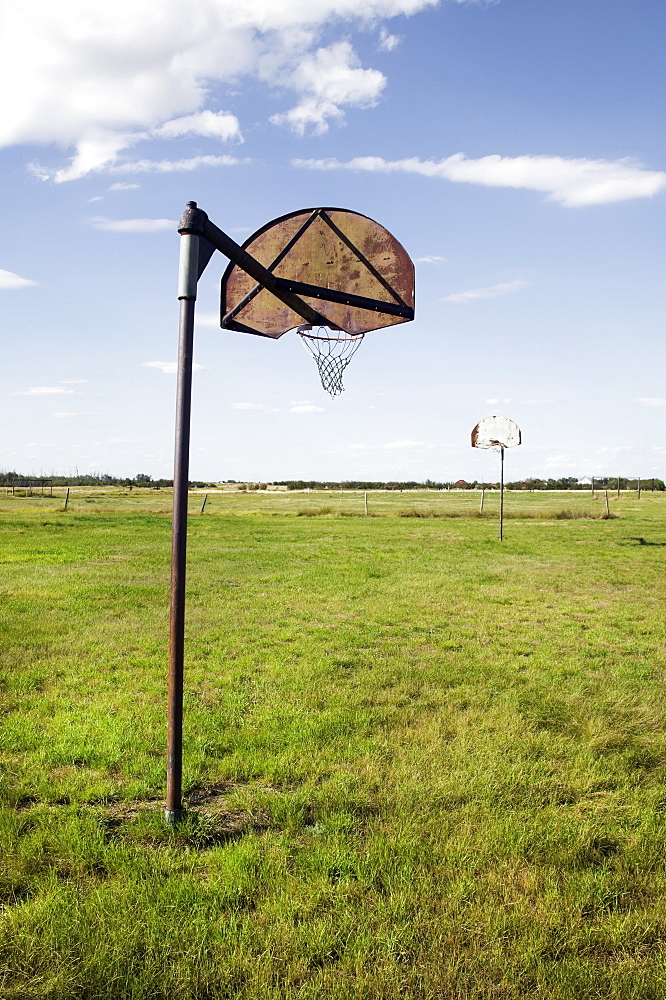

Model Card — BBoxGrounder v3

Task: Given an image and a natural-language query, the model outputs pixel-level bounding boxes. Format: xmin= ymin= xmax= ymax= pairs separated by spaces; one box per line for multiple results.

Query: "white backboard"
xmin=471 ymin=415 xmax=521 ymax=449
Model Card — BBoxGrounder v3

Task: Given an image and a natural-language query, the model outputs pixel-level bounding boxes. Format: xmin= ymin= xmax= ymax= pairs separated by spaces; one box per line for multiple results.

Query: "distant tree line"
xmin=0 ymin=471 xmax=216 ymax=489
xmin=274 ymin=477 xmax=665 ymax=491
xmin=274 ymin=479 xmax=448 ymax=491
xmin=2 ymin=472 xmax=663 ymax=491
xmin=503 ymin=477 xmax=665 ymax=491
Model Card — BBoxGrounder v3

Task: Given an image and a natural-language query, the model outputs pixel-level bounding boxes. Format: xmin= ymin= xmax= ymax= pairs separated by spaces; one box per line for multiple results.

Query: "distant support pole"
xmin=637 ymin=476 xmax=641 ymax=499
xmin=605 ymin=490 xmax=610 ymax=518
xmin=499 ymin=448 xmax=505 ymax=541
xmin=479 ymin=488 xmax=485 ymax=514
xmin=617 ymin=476 xmax=621 ymax=498
xmin=364 ymin=492 xmax=368 ymax=516
xmin=166 ymin=205 xmax=200 ymax=826
xmin=200 ymin=493 xmax=208 ymax=514
xmin=591 ymin=476 xmax=595 ymax=499
xmin=64 ymin=487 xmax=70 ymax=511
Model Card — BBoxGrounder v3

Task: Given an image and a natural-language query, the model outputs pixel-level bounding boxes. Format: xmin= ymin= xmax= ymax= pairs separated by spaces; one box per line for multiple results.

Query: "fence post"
xmin=64 ymin=487 xmax=70 ymax=511
xmin=364 ymin=492 xmax=368 ymax=516
xmin=200 ymin=493 xmax=208 ymax=514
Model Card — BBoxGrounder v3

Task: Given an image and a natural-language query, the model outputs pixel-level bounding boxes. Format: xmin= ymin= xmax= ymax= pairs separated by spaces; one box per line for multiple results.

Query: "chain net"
xmin=297 ymin=326 xmax=365 ymax=396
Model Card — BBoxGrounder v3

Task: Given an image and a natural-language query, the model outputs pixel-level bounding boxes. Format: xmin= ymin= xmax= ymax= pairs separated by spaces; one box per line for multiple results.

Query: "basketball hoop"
xmin=166 ymin=200 xmax=415 ymax=825
xmin=297 ymin=325 xmax=364 ymax=396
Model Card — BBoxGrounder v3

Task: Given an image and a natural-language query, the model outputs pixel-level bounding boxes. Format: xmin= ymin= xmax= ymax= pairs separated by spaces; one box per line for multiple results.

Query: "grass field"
xmin=1 ymin=489 xmax=666 ymax=998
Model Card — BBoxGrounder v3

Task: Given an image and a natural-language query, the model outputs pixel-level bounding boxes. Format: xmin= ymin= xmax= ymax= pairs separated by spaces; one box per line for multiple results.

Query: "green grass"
xmin=1 ymin=491 xmax=666 ymax=998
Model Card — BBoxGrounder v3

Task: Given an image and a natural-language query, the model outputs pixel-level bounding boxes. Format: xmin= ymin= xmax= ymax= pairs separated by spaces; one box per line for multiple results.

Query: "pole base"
xmin=164 ymin=808 xmax=187 ymax=825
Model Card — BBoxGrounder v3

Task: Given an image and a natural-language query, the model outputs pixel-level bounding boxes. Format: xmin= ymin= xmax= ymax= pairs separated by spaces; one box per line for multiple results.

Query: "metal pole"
xmin=166 ymin=207 xmax=199 ymax=825
xmin=364 ymin=492 xmax=368 ymax=516
xmin=64 ymin=487 xmax=69 ymax=510
xmin=591 ymin=476 xmax=595 ymax=499
xmin=499 ymin=448 xmax=504 ymax=541
xmin=637 ymin=477 xmax=641 ymax=499
xmin=617 ymin=476 xmax=621 ymax=498
xmin=200 ymin=493 xmax=208 ymax=514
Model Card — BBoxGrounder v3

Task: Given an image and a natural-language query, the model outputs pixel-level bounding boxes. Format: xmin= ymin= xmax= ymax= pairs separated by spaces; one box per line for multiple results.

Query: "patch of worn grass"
xmin=1 ymin=494 xmax=666 ymax=997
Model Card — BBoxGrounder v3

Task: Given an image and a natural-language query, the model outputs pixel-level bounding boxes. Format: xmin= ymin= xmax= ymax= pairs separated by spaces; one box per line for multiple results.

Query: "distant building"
xmin=453 ymin=480 xmax=468 ymax=488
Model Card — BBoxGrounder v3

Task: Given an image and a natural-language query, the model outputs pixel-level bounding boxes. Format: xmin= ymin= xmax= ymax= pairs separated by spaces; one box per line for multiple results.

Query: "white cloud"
xmin=90 ymin=217 xmax=176 ymax=233
xmin=15 ymin=386 xmax=75 ymax=396
xmin=294 ymin=153 xmax=666 ymax=207
xmin=270 ymin=41 xmax=386 ymax=134
xmin=0 ymin=268 xmax=37 ymax=289
xmin=232 ymin=402 xmax=280 ymax=412
xmin=383 ymin=439 xmax=432 ymax=449
xmin=290 ymin=404 xmax=325 ymax=413
xmin=195 ymin=312 xmax=222 ymax=328
xmin=414 ymin=255 xmax=446 ymax=264
xmin=110 ymin=155 xmax=243 ymax=175
xmin=443 ymin=280 xmax=528 ymax=303
xmin=142 ymin=361 xmax=204 ymax=374
xmin=53 ymin=411 xmax=99 ymax=418
xmin=379 ymin=27 xmax=401 ymax=51
xmin=2 ymin=0 xmax=441 ymax=179
xmin=153 ymin=110 xmax=241 ymax=142
xmin=636 ymin=397 xmax=666 ymax=407
xmin=108 ymin=182 xmax=140 ymax=191
xmin=484 ymin=397 xmax=512 ymax=404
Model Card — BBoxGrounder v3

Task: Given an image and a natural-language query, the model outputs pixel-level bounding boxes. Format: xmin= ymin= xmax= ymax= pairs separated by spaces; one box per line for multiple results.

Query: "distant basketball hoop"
xmin=471 ymin=415 xmax=522 ymax=541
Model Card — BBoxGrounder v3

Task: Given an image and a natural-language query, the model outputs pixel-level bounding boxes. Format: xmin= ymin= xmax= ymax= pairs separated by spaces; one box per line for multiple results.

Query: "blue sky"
xmin=2 ymin=0 xmax=665 ymax=482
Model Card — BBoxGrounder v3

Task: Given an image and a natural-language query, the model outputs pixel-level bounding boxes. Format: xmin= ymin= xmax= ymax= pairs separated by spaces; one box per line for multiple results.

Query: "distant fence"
xmin=0 ymin=486 xmax=662 ymax=518
xmin=5 ymin=479 xmax=54 ymax=497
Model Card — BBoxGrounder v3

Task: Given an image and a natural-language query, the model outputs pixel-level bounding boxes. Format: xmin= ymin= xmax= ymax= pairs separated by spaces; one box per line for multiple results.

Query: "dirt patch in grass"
xmin=95 ymin=783 xmax=276 ymax=848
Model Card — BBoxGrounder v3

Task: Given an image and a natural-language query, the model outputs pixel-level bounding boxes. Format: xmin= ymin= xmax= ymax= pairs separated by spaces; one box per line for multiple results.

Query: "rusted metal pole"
xmin=499 ymin=448 xmax=504 ymax=541
xmin=165 ymin=207 xmax=200 ymax=825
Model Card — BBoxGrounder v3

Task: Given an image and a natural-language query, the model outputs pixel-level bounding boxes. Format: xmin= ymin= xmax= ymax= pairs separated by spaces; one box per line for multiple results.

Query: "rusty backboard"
xmin=471 ymin=415 xmax=522 ymax=449
xmin=220 ymin=207 xmax=414 ymax=339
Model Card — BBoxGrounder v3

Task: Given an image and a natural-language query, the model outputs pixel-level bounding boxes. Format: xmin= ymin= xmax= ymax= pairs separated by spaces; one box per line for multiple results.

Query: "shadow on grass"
xmin=97 ymin=784 xmax=274 ymax=850
xmin=623 ymin=536 xmax=666 ymax=546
